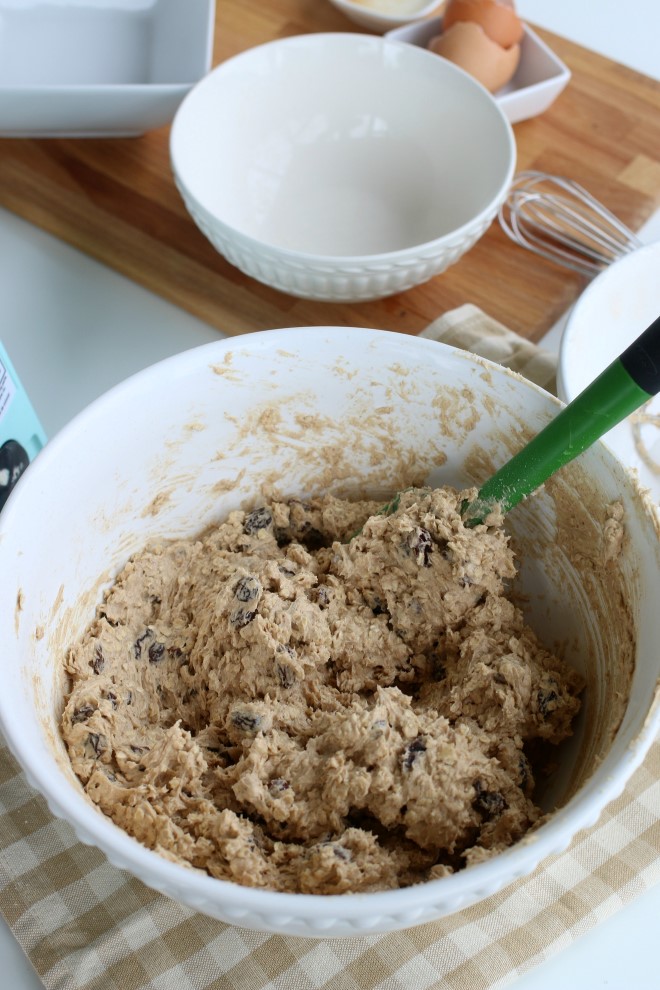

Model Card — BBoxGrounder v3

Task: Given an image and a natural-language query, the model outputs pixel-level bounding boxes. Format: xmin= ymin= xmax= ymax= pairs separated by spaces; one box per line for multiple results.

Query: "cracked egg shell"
xmin=429 ymin=21 xmax=521 ymax=93
xmin=443 ymin=0 xmax=524 ymax=49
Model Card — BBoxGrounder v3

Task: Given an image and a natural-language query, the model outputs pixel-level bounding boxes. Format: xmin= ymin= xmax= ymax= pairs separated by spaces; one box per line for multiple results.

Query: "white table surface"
xmin=1 ymin=4 xmax=659 ymax=987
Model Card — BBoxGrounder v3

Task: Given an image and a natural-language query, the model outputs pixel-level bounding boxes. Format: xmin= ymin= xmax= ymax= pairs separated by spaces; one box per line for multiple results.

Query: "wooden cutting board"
xmin=1 ymin=0 xmax=659 ymax=343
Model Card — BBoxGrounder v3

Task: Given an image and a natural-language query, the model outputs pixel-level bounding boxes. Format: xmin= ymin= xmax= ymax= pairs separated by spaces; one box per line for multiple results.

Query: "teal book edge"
xmin=0 ymin=342 xmax=48 ymax=512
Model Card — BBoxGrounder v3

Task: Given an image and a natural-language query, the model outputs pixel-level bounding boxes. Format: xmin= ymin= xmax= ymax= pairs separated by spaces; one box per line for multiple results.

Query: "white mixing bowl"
xmin=1 ymin=328 xmax=658 ymax=937
xmin=170 ymin=33 xmax=515 ymax=301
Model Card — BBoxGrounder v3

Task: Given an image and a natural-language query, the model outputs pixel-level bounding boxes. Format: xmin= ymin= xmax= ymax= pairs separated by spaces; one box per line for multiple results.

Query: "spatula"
xmin=377 ymin=314 xmax=660 ymax=529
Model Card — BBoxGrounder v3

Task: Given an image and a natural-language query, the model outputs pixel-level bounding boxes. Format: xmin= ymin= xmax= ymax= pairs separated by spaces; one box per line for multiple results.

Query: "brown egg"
xmin=443 ymin=0 xmax=524 ymax=49
xmin=428 ymin=21 xmax=521 ymax=93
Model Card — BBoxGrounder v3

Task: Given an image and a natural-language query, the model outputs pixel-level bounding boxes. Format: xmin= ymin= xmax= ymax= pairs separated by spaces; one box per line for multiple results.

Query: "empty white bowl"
xmin=170 ymin=33 xmax=516 ymax=301
xmin=1 ymin=328 xmax=659 ymax=937
xmin=326 ymin=0 xmax=442 ymax=33
xmin=0 ymin=0 xmax=216 ymax=138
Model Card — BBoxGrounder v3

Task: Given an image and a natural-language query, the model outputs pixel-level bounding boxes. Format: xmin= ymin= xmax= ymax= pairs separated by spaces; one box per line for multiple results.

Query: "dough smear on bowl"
xmin=61 ymin=487 xmax=584 ymax=894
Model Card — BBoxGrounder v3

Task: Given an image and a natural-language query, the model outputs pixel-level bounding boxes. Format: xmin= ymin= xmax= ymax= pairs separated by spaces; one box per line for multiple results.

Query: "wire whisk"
xmin=498 ymin=170 xmax=642 ymax=278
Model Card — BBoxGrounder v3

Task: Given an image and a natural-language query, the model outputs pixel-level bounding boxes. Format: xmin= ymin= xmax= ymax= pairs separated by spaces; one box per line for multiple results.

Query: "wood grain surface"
xmin=1 ymin=0 xmax=659 ymax=342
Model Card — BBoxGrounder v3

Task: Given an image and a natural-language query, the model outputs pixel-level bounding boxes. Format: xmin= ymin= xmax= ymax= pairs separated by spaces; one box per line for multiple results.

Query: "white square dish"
xmin=386 ymin=16 xmax=571 ymax=124
xmin=0 ymin=0 xmax=215 ymax=138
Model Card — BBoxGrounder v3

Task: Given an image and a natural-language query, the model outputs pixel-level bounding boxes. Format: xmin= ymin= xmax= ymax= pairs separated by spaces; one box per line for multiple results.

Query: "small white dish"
xmin=327 ymin=0 xmax=442 ymax=33
xmin=0 ymin=0 xmax=215 ymax=138
xmin=557 ymin=241 xmax=660 ymax=501
xmin=387 ymin=16 xmax=571 ymax=123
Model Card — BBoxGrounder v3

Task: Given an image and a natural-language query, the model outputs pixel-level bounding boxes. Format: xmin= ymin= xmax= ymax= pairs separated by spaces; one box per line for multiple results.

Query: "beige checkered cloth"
xmin=1 ymin=305 xmax=658 ymax=990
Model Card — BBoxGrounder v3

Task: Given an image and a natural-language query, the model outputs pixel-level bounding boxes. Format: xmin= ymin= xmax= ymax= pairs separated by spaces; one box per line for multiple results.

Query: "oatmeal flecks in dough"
xmin=62 ymin=487 xmax=584 ymax=894
xmin=603 ymin=501 xmax=625 ymax=563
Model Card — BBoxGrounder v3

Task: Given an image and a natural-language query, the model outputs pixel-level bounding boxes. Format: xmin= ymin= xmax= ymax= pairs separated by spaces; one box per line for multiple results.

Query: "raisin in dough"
xmin=62 ymin=487 xmax=584 ymax=894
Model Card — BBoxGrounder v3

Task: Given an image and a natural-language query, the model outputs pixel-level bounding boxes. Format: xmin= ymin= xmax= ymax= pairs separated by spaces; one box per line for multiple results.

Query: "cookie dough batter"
xmin=62 ymin=487 xmax=584 ymax=893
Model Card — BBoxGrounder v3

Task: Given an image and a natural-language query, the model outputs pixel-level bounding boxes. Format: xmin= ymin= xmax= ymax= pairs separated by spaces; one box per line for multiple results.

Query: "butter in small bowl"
xmin=326 ymin=0 xmax=442 ymax=33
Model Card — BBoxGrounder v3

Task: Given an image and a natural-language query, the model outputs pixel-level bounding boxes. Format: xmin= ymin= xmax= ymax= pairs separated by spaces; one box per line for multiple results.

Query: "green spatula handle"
xmin=463 ymin=313 xmax=660 ymax=526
